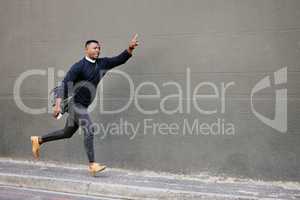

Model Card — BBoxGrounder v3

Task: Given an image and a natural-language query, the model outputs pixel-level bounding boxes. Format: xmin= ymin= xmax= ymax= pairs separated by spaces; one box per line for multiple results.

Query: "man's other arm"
xmin=53 ymin=63 xmax=81 ymax=117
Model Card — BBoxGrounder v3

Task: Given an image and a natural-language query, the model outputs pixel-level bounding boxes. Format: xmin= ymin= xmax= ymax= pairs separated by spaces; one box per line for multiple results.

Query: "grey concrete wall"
xmin=0 ymin=0 xmax=299 ymax=181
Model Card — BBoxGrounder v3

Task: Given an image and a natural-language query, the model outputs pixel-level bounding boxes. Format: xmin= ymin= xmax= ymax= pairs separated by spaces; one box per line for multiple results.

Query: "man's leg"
xmin=40 ymin=115 xmax=79 ymax=144
xmin=74 ymin=108 xmax=95 ymax=163
xmin=73 ymin=105 xmax=106 ymax=176
xmin=30 ymin=114 xmax=78 ymax=159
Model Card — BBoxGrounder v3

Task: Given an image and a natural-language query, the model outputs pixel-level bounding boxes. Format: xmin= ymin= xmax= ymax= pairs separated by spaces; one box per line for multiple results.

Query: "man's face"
xmin=85 ymin=42 xmax=100 ymax=60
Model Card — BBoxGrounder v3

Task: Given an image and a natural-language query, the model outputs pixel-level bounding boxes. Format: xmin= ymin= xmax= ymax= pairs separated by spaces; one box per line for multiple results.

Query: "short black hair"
xmin=85 ymin=40 xmax=99 ymax=48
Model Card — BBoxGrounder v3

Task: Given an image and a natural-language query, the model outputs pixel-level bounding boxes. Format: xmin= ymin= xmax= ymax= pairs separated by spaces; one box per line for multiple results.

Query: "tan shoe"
xmin=88 ymin=163 xmax=106 ymax=176
xmin=30 ymin=136 xmax=40 ymax=160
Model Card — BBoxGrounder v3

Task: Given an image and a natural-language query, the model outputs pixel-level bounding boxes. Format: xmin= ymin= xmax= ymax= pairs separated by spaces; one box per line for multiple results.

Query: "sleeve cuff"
xmin=124 ymin=49 xmax=133 ymax=58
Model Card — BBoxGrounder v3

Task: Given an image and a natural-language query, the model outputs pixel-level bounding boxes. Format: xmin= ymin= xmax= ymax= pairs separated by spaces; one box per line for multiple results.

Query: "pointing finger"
xmin=133 ymin=33 xmax=138 ymax=40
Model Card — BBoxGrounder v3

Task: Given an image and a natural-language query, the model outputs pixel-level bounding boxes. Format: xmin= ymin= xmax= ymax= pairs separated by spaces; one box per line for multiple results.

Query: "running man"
xmin=30 ymin=34 xmax=139 ymax=176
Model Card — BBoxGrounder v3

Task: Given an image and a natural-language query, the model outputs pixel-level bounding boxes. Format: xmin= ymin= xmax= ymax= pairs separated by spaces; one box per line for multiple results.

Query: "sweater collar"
xmin=85 ymin=56 xmax=96 ymax=63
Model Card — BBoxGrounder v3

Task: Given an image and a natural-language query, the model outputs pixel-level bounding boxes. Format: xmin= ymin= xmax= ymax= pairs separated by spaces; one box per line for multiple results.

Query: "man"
xmin=30 ymin=34 xmax=139 ymax=176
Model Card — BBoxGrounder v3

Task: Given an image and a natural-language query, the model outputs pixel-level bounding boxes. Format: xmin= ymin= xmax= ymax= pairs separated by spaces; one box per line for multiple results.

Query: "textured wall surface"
xmin=0 ymin=0 xmax=299 ymax=181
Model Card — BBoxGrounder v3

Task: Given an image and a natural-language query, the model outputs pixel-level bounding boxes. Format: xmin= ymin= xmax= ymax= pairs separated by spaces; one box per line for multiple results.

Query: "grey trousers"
xmin=41 ymin=103 xmax=95 ymax=162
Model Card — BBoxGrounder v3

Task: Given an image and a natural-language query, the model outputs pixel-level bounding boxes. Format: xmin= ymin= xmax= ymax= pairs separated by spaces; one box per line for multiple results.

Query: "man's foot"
xmin=88 ymin=163 xmax=106 ymax=176
xmin=30 ymin=136 xmax=40 ymax=160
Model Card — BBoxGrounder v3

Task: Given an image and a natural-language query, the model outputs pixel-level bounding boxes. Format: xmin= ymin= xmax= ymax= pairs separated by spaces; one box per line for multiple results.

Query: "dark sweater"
xmin=57 ymin=49 xmax=132 ymax=107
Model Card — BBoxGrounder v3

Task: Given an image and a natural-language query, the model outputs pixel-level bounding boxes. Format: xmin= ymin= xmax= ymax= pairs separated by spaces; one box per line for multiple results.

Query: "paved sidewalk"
xmin=0 ymin=158 xmax=299 ymax=199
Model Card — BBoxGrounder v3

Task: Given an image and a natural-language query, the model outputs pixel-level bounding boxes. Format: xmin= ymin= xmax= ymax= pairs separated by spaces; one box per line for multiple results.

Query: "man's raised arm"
xmin=103 ymin=34 xmax=139 ymax=70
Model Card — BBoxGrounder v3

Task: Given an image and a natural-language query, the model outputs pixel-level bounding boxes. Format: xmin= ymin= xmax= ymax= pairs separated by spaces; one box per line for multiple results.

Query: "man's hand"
xmin=53 ymin=98 xmax=62 ymax=118
xmin=127 ymin=34 xmax=139 ymax=54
